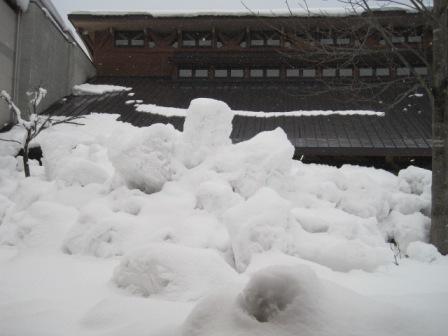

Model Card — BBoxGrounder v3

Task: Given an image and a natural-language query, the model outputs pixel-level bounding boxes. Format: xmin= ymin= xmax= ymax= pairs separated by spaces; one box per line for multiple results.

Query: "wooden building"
xmin=69 ymin=9 xmax=431 ymax=79
xmin=47 ymin=9 xmax=433 ymax=169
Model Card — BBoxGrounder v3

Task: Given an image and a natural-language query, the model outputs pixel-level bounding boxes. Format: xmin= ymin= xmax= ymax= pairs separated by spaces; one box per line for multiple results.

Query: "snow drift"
xmin=0 ymin=97 xmax=443 ymax=336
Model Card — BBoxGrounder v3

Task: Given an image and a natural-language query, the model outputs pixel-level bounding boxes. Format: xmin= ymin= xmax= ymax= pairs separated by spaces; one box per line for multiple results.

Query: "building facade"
xmin=0 ymin=0 xmax=95 ymax=129
xmin=56 ymin=9 xmax=432 ymax=167
xmin=69 ymin=9 xmax=430 ymax=80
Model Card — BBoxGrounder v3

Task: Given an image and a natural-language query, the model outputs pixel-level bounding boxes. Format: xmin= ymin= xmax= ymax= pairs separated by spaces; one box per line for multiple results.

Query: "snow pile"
xmin=113 ymin=243 xmax=239 ymax=301
xmin=72 ymin=83 xmax=132 ymax=96
xmin=182 ymin=265 xmax=424 ymax=336
xmin=0 ymin=97 xmax=445 ymax=336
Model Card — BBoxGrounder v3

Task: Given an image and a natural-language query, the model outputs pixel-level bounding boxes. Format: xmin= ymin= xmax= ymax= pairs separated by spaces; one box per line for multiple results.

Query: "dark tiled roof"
xmin=45 ymin=77 xmax=432 ymax=157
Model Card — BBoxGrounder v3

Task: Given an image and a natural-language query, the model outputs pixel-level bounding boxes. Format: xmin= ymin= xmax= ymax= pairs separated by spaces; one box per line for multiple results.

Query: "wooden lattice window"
xmin=182 ymin=32 xmax=213 ymax=48
xmin=250 ymin=31 xmax=280 ymax=47
xmin=114 ymin=31 xmax=145 ymax=47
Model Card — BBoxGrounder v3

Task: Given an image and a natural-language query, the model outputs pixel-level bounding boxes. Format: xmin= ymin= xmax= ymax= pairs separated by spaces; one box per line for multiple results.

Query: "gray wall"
xmin=0 ymin=0 xmax=96 ymax=126
xmin=0 ymin=0 xmax=17 ymax=128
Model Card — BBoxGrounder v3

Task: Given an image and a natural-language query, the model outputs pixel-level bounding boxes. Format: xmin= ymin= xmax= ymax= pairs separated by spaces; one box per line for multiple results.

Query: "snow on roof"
xmin=73 ymin=84 xmax=132 ymax=96
xmin=69 ymin=7 xmax=413 ymax=18
xmin=70 ymin=8 xmax=349 ymax=17
xmin=135 ymin=103 xmax=385 ymax=118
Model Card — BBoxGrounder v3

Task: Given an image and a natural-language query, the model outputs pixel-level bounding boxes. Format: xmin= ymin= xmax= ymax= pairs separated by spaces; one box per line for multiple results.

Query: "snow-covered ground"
xmin=0 ymin=98 xmax=446 ymax=336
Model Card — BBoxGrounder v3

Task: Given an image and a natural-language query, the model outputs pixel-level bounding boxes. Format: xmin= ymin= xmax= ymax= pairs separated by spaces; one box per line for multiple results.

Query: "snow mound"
xmin=195 ymin=180 xmax=243 ymax=216
xmin=112 ymin=243 xmax=239 ymax=301
xmin=40 ymin=129 xmax=113 ymax=186
xmin=181 ymin=98 xmax=234 ymax=167
xmin=380 ymin=210 xmax=431 ymax=253
xmin=72 ymin=83 xmax=132 ymax=96
xmin=108 ymin=123 xmax=183 ymax=193
xmin=225 ymin=187 xmax=390 ymax=272
xmin=63 ymin=214 xmax=131 ymax=258
xmin=406 ymin=241 xmax=441 ymax=263
xmin=210 ymin=128 xmax=295 ymax=198
xmin=182 ymin=265 xmax=425 ymax=336
xmin=0 ymin=200 xmax=78 ymax=250
xmin=224 ymin=187 xmax=297 ymax=272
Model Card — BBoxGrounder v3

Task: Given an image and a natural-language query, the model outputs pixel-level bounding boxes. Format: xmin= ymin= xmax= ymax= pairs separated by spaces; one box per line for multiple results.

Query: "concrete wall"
xmin=0 ymin=0 xmax=96 ymax=126
xmin=16 ymin=2 xmax=96 ymax=115
xmin=0 ymin=1 xmax=17 ymax=128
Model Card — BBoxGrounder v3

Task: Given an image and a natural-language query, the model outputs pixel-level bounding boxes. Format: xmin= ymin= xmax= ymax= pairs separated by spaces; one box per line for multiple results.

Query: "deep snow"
xmin=0 ymin=98 xmax=446 ymax=336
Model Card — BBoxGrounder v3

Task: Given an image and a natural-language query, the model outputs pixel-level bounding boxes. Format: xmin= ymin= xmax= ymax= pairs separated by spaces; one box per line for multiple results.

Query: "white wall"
xmin=0 ymin=0 xmax=96 ymax=128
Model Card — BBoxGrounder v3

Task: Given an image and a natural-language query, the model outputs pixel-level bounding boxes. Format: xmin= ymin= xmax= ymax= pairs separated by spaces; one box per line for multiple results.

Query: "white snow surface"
xmin=70 ymin=7 xmax=417 ymax=17
xmin=73 ymin=83 xmax=132 ymax=96
xmin=136 ymin=103 xmax=385 ymax=118
xmin=0 ymin=98 xmax=446 ymax=336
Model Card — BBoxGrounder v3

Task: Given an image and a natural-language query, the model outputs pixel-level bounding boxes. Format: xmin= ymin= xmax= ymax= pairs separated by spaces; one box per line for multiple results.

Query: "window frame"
xmin=114 ymin=31 xmax=145 ymax=48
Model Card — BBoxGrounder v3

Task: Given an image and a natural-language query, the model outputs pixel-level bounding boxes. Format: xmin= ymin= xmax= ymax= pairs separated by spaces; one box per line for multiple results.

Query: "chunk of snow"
xmin=108 ymin=123 xmax=183 ymax=193
xmin=380 ymin=210 xmax=431 ymax=252
xmin=112 ymin=243 xmax=239 ymax=301
xmin=72 ymin=84 xmax=132 ymax=96
xmin=406 ymin=241 xmax=441 ymax=263
xmin=195 ymin=180 xmax=243 ymax=216
xmin=398 ymin=166 xmax=431 ymax=196
xmin=209 ymin=128 xmax=295 ymax=198
xmin=180 ymin=98 xmax=234 ymax=167
xmin=224 ymin=187 xmax=297 ymax=272
xmin=39 ymin=132 xmax=113 ymax=186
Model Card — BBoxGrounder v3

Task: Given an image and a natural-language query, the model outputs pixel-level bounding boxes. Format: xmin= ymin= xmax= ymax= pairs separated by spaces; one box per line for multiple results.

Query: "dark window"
xmin=266 ymin=69 xmax=280 ymax=77
xmin=182 ymin=33 xmax=196 ymax=47
xmin=194 ymin=69 xmax=208 ymax=78
xmin=303 ymin=69 xmax=316 ymax=77
xmin=250 ymin=69 xmax=264 ymax=78
xmin=250 ymin=31 xmax=280 ymax=47
xmin=397 ymin=67 xmax=410 ymax=76
xmin=182 ymin=32 xmax=213 ymax=48
xmin=214 ymin=69 xmax=228 ymax=78
xmin=115 ymin=31 xmax=145 ymax=47
xmin=408 ymin=35 xmax=422 ymax=43
xmin=179 ymin=69 xmax=193 ymax=78
xmin=320 ymin=38 xmax=334 ymax=45
xmin=376 ymin=68 xmax=390 ymax=77
xmin=148 ymin=40 xmax=156 ymax=48
xmin=359 ymin=68 xmax=373 ymax=77
xmin=286 ymin=68 xmax=300 ymax=77
xmin=230 ymin=69 xmax=244 ymax=78
xmin=336 ymin=37 xmax=350 ymax=45
xmin=322 ymin=68 xmax=336 ymax=77
xmin=339 ymin=68 xmax=353 ymax=77
xmin=414 ymin=67 xmax=428 ymax=75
